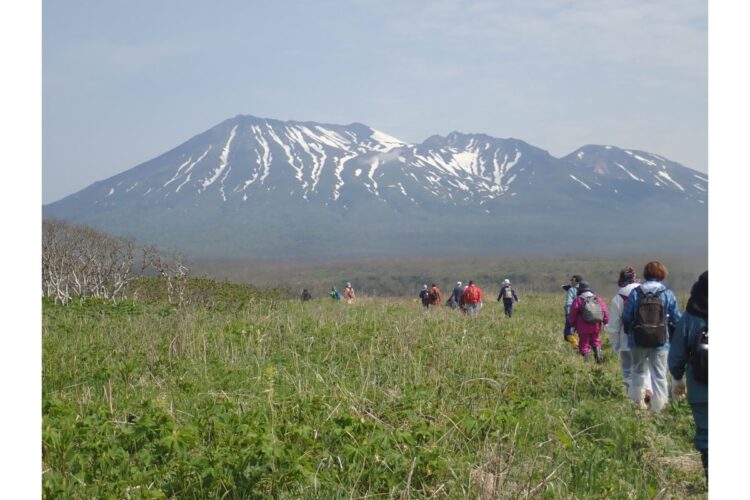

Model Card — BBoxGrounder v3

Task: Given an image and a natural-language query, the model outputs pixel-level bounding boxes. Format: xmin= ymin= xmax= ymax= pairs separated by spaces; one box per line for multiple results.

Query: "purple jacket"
xmin=568 ymin=292 xmax=609 ymax=336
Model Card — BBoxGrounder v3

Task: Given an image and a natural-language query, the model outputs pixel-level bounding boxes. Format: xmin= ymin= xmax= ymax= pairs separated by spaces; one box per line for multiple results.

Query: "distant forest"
xmin=191 ymin=254 xmax=707 ymax=299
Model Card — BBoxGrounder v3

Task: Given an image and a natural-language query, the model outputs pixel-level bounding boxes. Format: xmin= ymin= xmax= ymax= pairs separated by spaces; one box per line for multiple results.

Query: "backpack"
xmin=632 ymin=288 xmax=666 ymax=347
xmin=464 ymin=286 xmax=480 ymax=303
xmin=504 ymin=287 xmax=513 ymax=299
xmin=580 ymin=295 xmax=604 ymax=323
xmin=691 ymin=325 xmax=708 ymax=384
xmin=429 ymin=288 xmax=439 ymax=302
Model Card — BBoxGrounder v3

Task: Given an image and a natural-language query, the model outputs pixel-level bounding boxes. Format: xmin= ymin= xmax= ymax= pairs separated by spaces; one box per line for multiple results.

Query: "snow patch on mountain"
xmin=569 ymin=175 xmax=591 ymax=190
xmin=201 ymin=125 xmax=237 ymax=191
xmin=615 ymin=162 xmax=644 ymax=182
xmin=657 ymin=170 xmax=684 ymax=191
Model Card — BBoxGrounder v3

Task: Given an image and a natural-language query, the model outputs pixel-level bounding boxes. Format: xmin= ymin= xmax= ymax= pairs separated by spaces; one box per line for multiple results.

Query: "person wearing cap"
xmin=343 ymin=282 xmax=356 ymax=304
xmin=567 ymin=280 xmax=609 ymax=363
xmin=497 ymin=278 xmax=519 ymax=318
xmin=669 ymin=270 xmax=708 ymax=482
xmin=448 ymin=281 xmax=464 ymax=310
xmin=461 ymin=280 xmax=483 ymax=317
xmin=622 ymin=261 xmax=682 ymax=413
xmin=419 ymin=284 xmax=430 ymax=309
xmin=606 ymin=267 xmax=653 ymax=404
xmin=562 ymin=274 xmax=584 ymax=349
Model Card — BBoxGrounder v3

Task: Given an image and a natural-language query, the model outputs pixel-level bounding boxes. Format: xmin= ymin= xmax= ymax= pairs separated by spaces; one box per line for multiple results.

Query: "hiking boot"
xmin=593 ymin=347 xmax=603 ymax=364
xmin=644 ymin=389 xmax=653 ymax=405
xmin=582 ymin=351 xmax=590 ymax=363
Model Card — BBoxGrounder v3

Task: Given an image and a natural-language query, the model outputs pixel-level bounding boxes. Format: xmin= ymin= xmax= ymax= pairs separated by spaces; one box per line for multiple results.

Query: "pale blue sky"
xmin=42 ymin=0 xmax=707 ymax=203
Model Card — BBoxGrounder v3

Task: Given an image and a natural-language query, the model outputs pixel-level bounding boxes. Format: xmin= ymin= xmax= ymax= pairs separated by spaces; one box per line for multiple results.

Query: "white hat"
xmin=456 ymin=281 xmax=462 ymax=286
xmin=423 ymin=284 xmax=428 ymax=289
xmin=503 ymin=279 xmax=510 ymax=284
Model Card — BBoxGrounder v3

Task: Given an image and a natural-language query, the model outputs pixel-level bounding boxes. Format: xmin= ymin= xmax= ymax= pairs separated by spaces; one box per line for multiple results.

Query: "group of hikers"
xmin=563 ymin=262 xmax=708 ymax=482
xmin=301 ymin=283 xmax=357 ymax=304
xmin=301 ymin=261 xmax=708 ymax=483
xmin=418 ymin=279 xmax=519 ymax=317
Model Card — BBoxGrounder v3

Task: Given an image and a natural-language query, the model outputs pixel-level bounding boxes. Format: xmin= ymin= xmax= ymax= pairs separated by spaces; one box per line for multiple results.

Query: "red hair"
xmin=643 ymin=261 xmax=668 ymax=281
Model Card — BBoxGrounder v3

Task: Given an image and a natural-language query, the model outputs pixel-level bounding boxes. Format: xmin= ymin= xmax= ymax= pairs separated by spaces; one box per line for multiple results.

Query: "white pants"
xmin=628 ymin=348 xmax=669 ymax=413
xmin=620 ymin=350 xmax=653 ymax=394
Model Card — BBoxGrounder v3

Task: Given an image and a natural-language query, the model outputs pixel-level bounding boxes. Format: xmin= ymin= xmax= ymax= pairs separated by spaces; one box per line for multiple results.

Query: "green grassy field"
xmin=42 ymin=288 xmax=707 ymax=498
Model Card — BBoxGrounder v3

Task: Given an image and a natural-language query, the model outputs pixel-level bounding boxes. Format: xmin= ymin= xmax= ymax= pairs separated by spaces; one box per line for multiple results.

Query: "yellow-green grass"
xmin=42 ymin=293 xmax=706 ymax=498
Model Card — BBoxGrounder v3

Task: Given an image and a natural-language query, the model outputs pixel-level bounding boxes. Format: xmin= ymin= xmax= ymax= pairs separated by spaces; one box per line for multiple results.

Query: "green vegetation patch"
xmin=43 ymin=293 xmax=706 ymax=498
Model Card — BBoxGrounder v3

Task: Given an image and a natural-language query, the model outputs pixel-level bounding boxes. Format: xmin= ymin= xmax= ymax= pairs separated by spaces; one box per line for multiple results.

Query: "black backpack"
xmin=632 ymin=287 xmax=666 ymax=347
xmin=691 ymin=324 xmax=708 ymax=384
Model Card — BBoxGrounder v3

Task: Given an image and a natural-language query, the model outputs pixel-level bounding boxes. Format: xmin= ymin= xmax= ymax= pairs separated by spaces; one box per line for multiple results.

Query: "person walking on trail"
xmin=568 ymin=281 xmax=609 ymax=363
xmin=428 ymin=283 xmax=442 ymax=307
xmin=606 ymin=267 xmax=654 ymax=404
xmin=623 ymin=261 xmax=682 ymax=413
xmin=461 ymin=280 xmax=483 ymax=317
xmin=329 ymin=286 xmax=341 ymax=301
xmin=301 ymin=288 xmax=312 ymax=301
xmin=343 ymin=282 xmax=356 ymax=304
xmin=562 ymin=275 xmax=583 ymax=349
xmin=497 ymin=279 xmax=519 ymax=318
xmin=669 ymin=270 xmax=708 ymax=482
xmin=419 ymin=284 xmax=430 ymax=309
xmin=447 ymin=281 xmax=463 ymax=309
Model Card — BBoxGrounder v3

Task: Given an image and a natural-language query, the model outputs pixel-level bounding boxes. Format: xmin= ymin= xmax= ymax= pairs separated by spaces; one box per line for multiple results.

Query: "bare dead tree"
xmin=42 ymin=220 xmax=189 ymax=305
xmin=143 ymin=245 xmax=190 ymax=306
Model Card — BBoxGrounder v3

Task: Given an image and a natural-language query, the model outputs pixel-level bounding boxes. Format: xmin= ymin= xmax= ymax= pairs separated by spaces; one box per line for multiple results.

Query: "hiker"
xmin=301 ymin=288 xmax=312 ymax=301
xmin=623 ymin=261 xmax=682 ymax=413
xmin=329 ymin=286 xmax=341 ymax=300
xmin=447 ymin=281 xmax=463 ymax=309
xmin=461 ymin=280 xmax=483 ymax=317
xmin=669 ymin=271 xmax=708 ymax=482
xmin=496 ymin=279 xmax=519 ymax=318
xmin=606 ymin=267 xmax=654 ymax=404
xmin=428 ymin=283 xmax=442 ymax=307
xmin=562 ymin=275 xmax=584 ymax=349
xmin=419 ymin=284 xmax=430 ymax=309
xmin=567 ymin=281 xmax=609 ymax=363
xmin=343 ymin=282 xmax=356 ymax=304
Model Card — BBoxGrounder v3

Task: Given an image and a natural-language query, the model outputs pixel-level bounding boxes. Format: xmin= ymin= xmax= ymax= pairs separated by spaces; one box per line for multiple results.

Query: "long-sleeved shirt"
xmin=606 ymin=282 xmax=640 ymax=353
xmin=568 ymin=291 xmax=609 ymax=336
xmin=461 ymin=285 xmax=483 ymax=304
xmin=622 ymin=281 xmax=682 ymax=351
xmin=497 ymin=285 xmax=519 ymax=302
xmin=668 ymin=311 xmax=708 ymax=404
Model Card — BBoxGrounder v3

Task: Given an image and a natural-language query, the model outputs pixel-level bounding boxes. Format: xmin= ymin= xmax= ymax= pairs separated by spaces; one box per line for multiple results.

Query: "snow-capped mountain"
xmin=43 ymin=115 xmax=708 ymax=259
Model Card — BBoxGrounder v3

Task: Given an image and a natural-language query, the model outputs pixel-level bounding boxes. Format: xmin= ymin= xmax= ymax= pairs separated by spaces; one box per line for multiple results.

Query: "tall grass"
xmin=42 ymin=293 xmax=706 ymax=498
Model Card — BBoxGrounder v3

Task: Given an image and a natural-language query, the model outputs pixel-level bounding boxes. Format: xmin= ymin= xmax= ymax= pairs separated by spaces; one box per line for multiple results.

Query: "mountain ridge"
xmin=43 ymin=114 xmax=708 ymax=260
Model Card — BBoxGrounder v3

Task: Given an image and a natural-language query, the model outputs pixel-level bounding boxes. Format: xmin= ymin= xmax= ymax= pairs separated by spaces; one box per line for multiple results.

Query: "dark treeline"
xmin=191 ymin=254 xmax=707 ymax=300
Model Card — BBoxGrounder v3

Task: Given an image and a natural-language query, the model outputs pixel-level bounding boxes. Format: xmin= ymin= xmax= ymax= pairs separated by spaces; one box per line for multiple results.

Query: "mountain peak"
xmin=43 ymin=115 xmax=707 ymax=259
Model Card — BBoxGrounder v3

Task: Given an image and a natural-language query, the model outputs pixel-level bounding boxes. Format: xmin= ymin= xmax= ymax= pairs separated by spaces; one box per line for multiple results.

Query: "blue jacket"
xmin=564 ymin=286 xmax=577 ymax=316
xmin=668 ymin=311 xmax=708 ymax=404
xmin=622 ymin=281 xmax=682 ymax=351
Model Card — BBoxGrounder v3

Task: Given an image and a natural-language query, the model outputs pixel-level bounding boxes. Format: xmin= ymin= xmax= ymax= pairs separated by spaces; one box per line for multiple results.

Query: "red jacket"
xmin=568 ymin=292 xmax=609 ymax=335
xmin=461 ymin=284 xmax=483 ymax=304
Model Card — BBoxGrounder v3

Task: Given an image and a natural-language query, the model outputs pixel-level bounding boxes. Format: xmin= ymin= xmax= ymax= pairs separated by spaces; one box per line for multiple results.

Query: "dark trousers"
xmin=503 ymin=298 xmax=514 ymax=317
